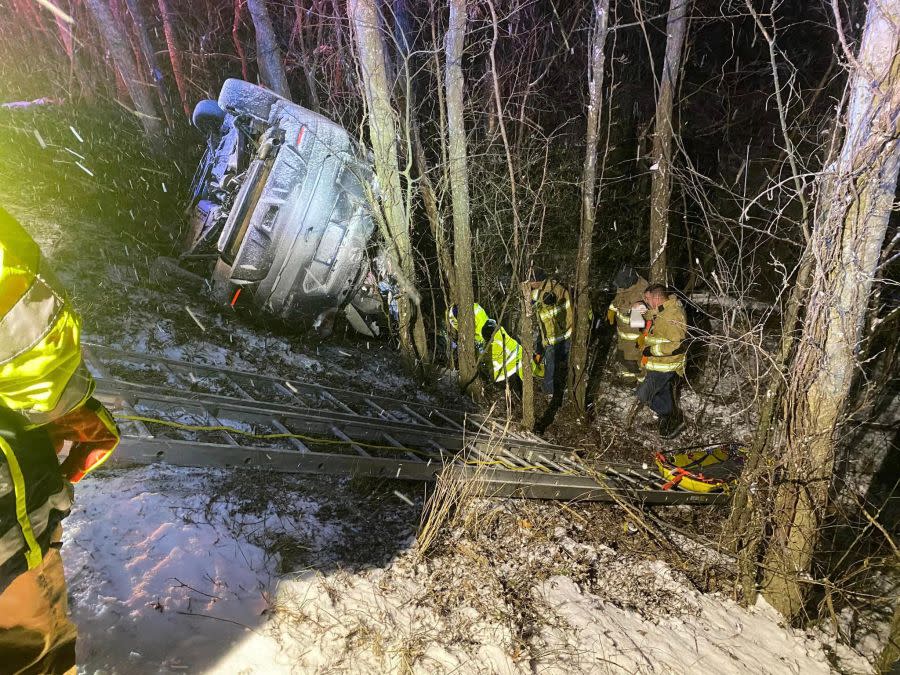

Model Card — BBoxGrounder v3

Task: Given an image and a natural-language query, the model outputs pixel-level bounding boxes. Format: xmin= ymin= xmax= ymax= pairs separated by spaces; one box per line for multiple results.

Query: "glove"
xmin=49 ymin=398 xmax=120 ymax=483
xmin=636 ymin=333 xmax=646 ymax=350
xmin=607 ymin=308 xmax=616 ymax=326
xmin=642 ymin=346 xmax=652 ymax=357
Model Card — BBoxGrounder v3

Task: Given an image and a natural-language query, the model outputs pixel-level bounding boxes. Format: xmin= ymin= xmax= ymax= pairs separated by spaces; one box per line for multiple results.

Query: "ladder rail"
xmin=87 ymin=346 xmax=728 ymax=506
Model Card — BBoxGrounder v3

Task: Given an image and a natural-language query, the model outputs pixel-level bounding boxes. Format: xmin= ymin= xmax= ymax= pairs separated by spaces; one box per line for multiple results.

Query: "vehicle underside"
xmin=181 ymin=79 xmax=389 ymax=337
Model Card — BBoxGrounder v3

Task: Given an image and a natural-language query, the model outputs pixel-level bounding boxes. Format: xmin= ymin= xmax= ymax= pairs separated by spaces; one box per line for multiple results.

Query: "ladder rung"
xmin=330 ymin=426 xmax=369 ymax=457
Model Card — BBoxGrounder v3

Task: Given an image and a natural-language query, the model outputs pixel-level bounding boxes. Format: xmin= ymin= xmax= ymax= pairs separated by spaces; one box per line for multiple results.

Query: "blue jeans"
xmin=542 ymin=339 xmax=570 ymax=397
xmin=636 ymin=371 xmax=676 ymax=416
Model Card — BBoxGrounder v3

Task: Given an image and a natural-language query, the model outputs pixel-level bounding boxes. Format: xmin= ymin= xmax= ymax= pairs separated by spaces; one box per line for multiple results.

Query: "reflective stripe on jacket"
xmin=531 ymin=280 xmax=572 ymax=346
xmin=0 ymin=208 xmax=93 ymax=427
xmin=0 ymin=209 xmax=119 ymax=593
xmin=447 ymin=303 xmax=490 ymax=347
xmin=0 ymin=413 xmax=73 ymax=593
xmin=609 ymin=277 xmax=648 ymax=344
xmin=488 ymin=327 xmax=522 ymax=382
xmin=642 ymin=296 xmax=687 ymax=376
xmin=0 ymin=209 xmax=118 ymax=482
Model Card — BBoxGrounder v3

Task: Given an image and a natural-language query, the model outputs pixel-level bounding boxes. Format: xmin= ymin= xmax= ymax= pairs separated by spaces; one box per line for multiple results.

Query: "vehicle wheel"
xmin=192 ymin=99 xmax=226 ymax=136
xmin=217 ymin=78 xmax=285 ymax=120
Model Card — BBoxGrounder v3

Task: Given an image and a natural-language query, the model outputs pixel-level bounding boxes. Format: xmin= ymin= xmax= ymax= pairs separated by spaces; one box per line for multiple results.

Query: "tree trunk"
xmin=54 ymin=14 xmax=73 ymax=62
xmin=520 ymin=286 xmax=535 ymax=429
xmin=729 ymin=250 xmax=812 ymax=601
xmin=290 ymin=0 xmax=322 ymax=113
xmin=84 ymin=0 xmax=163 ymax=139
xmin=123 ymin=0 xmax=175 ymax=126
xmin=484 ymin=0 xmax=531 ymax=420
xmin=233 ymin=0 xmax=250 ymax=81
xmin=412 ymin=124 xmax=456 ymax=304
xmin=156 ymin=0 xmax=190 ymax=116
xmin=648 ymin=0 xmax=689 ymax=284
xmin=445 ymin=0 xmax=477 ymax=392
xmin=752 ymin=0 xmax=900 ymax=619
xmin=350 ymin=0 xmax=423 ymax=367
xmin=569 ymin=0 xmax=610 ymax=414
xmin=247 ymin=0 xmax=291 ymax=98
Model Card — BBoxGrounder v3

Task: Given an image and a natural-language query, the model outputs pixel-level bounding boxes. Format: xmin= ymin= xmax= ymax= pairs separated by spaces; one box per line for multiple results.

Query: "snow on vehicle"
xmin=182 ymin=79 xmax=385 ymax=336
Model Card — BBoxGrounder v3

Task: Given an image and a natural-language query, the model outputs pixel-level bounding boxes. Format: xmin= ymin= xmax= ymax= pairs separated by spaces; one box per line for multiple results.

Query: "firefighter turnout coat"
xmin=607 ymin=276 xmax=648 ymax=362
xmin=642 ymin=295 xmax=687 ymax=376
xmin=531 ymin=279 xmax=573 ymax=347
xmin=0 ymin=207 xmax=119 ymax=592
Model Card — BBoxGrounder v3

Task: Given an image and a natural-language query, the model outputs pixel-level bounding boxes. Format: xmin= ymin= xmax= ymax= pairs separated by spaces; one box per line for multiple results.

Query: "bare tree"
xmin=484 ymin=0 xmax=535 ymax=420
xmin=569 ymin=0 xmax=610 ymax=414
xmin=156 ymin=0 xmax=190 ymax=115
xmin=648 ymin=0 xmax=689 ymax=283
xmin=247 ymin=0 xmax=291 ymax=98
xmin=350 ymin=0 xmax=426 ymax=366
xmin=83 ymin=0 xmax=163 ymax=138
xmin=124 ymin=0 xmax=175 ymax=126
xmin=289 ymin=0 xmax=323 ymax=112
xmin=233 ymin=0 xmax=250 ymax=81
xmin=445 ymin=0 xmax=477 ymax=391
xmin=733 ymin=0 xmax=900 ymax=619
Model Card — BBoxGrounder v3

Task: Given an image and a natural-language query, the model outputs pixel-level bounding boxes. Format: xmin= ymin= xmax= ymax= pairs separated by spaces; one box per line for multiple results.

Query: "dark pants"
xmin=636 ymin=371 xmax=676 ymax=417
xmin=534 ymin=340 xmax=570 ymax=434
xmin=542 ymin=340 xmax=570 ymax=397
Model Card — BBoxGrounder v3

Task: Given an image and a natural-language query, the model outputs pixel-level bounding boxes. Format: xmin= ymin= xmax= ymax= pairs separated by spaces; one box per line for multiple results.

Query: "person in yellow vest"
xmin=0 ymin=206 xmax=120 ymax=674
xmin=606 ymin=266 xmax=648 ymax=381
xmin=527 ymin=268 xmax=572 ymax=399
xmin=447 ymin=302 xmax=490 ymax=352
xmin=633 ymin=283 xmax=687 ymax=437
xmin=480 ymin=319 xmax=543 ymax=397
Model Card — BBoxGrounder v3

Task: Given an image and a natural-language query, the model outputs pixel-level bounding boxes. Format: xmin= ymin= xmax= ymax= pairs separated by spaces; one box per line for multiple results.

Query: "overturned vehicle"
xmin=181 ymin=79 xmax=387 ymax=336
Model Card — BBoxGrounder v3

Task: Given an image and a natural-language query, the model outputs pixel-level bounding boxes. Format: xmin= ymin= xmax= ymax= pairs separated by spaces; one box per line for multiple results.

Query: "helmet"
xmin=613 ymin=265 xmax=639 ymax=289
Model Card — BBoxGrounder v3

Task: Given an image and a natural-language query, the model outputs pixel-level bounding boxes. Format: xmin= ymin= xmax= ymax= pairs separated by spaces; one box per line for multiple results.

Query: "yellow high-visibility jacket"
xmin=486 ymin=326 xmax=523 ymax=382
xmin=642 ymin=296 xmax=687 ymax=376
xmin=531 ymin=279 xmax=572 ymax=347
xmin=447 ymin=303 xmax=490 ymax=348
xmin=0 ymin=207 xmax=94 ymax=426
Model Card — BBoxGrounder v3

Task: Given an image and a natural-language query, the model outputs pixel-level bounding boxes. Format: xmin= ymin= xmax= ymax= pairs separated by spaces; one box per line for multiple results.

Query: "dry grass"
xmin=417 ymin=414 xmax=512 ymax=558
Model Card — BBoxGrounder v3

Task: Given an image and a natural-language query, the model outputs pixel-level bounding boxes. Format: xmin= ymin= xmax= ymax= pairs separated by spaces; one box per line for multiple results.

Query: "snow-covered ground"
xmin=1 ymin=153 xmax=886 ymax=673
xmin=65 ymin=465 xmax=871 ymax=674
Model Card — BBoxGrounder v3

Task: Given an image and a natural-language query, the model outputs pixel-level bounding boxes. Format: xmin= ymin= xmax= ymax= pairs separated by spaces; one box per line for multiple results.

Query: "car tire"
xmin=218 ymin=78 xmax=285 ymax=120
xmin=192 ymin=99 xmax=226 ymax=135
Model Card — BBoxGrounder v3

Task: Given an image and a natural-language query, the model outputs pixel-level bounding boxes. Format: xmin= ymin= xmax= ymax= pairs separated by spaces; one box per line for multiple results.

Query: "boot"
xmin=660 ymin=411 xmax=686 ymax=438
xmin=657 ymin=415 xmax=670 ymax=436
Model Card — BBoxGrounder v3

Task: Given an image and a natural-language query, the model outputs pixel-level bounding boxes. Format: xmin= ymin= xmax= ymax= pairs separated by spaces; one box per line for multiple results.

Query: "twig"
xmin=169 ymin=577 xmax=222 ymax=600
xmin=176 ymin=610 xmax=263 ymax=635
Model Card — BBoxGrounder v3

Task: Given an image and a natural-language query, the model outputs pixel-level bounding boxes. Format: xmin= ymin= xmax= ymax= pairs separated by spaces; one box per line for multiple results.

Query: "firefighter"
xmin=481 ymin=320 xmax=522 ymax=396
xmin=0 ymin=207 xmax=120 ymax=674
xmin=526 ymin=268 xmax=572 ymax=399
xmin=607 ymin=265 xmax=649 ymax=382
xmin=447 ymin=302 xmax=490 ymax=351
xmin=634 ymin=283 xmax=687 ymax=437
